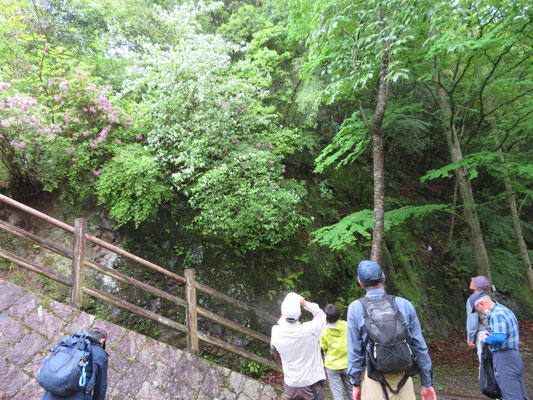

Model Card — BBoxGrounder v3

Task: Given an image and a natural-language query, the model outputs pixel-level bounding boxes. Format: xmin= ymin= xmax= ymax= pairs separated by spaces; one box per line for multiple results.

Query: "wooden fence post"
xmin=185 ymin=268 xmax=199 ymax=354
xmin=70 ymin=218 xmax=87 ymax=309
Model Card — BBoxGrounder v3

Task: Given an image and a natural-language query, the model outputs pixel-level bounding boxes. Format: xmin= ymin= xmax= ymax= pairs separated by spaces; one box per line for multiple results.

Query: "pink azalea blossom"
xmin=82 ymin=131 xmax=88 ymax=136
xmin=89 ymin=143 xmax=95 ymax=147
xmin=93 ymin=169 xmax=102 ymax=176
xmin=135 ymin=135 xmax=142 ymax=140
xmin=116 ymin=139 xmax=121 ymax=144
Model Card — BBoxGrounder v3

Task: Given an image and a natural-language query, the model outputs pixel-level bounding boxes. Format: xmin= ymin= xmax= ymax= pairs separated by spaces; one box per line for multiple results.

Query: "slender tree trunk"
xmin=437 ymin=87 xmax=491 ymax=280
xmin=445 ymin=178 xmax=458 ymax=250
xmin=495 ymin=140 xmax=533 ymax=294
xmin=370 ymin=55 xmax=390 ymax=263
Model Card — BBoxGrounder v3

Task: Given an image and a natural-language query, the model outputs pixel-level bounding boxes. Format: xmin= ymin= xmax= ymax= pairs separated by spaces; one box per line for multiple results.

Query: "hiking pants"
xmin=361 ymin=368 xmax=415 ymax=400
xmin=493 ymin=349 xmax=530 ymax=400
xmin=284 ymin=380 xmax=326 ymax=400
xmin=325 ymin=368 xmax=352 ymax=400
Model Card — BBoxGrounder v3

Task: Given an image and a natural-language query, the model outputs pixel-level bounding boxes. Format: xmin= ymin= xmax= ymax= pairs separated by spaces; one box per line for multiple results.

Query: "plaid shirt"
xmin=488 ymin=303 xmax=520 ymax=351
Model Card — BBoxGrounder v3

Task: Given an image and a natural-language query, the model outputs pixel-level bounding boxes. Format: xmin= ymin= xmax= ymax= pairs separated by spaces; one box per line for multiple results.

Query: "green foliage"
xmin=239 ymin=359 xmax=270 ymax=379
xmin=314 ymin=111 xmax=369 ymax=173
xmin=95 ymin=144 xmax=172 ymax=227
xmin=294 ymin=0 xmax=419 ymax=104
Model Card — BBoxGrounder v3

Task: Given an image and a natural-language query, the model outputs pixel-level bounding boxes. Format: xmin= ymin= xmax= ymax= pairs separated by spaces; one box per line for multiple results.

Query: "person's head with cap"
xmin=90 ymin=326 xmax=107 ymax=348
xmin=324 ymin=304 xmax=340 ymax=328
xmin=468 ymin=292 xmax=495 ymax=315
xmin=470 ymin=276 xmax=491 ymax=293
xmin=281 ymin=292 xmax=302 ymax=322
xmin=358 ymin=260 xmax=385 ymax=289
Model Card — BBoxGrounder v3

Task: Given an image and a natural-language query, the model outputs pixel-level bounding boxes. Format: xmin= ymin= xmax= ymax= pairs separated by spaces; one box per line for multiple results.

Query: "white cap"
xmin=281 ymin=292 xmax=302 ymax=321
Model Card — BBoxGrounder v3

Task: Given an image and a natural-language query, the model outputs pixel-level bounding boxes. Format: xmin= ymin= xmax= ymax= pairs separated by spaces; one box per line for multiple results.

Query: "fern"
xmin=314 ymin=111 xmax=369 ymax=173
xmin=421 ymin=151 xmax=533 ymax=197
xmin=312 ymin=204 xmax=450 ymax=250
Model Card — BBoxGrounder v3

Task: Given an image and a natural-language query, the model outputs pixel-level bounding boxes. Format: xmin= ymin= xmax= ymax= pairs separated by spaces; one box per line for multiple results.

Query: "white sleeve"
xmin=303 ymin=302 xmax=326 ymax=336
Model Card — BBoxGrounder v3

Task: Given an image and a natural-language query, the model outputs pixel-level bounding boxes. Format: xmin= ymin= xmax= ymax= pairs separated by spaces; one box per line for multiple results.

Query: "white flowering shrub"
xmin=123 ymin=1 xmax=306 ymax=250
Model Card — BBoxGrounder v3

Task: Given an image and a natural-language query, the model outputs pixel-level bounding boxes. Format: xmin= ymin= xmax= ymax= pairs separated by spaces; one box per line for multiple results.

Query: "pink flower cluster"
xmin=10 ymin=141 xmax=26 ymax=149
xmin=0 ymin=74 xmax=135 ymax=186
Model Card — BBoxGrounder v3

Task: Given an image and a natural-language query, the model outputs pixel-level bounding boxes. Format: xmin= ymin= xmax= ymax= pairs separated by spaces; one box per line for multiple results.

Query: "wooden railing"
xmin=0 ymin=194 xmax=280 ymax=371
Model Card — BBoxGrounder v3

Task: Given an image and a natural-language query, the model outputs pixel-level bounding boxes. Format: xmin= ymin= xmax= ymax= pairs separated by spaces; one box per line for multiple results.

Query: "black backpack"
xmin=479 ymin=343 xmax=502 ymax=399
xmin=38 ymin=331 xmax=97 ymax=397
xmin=360 ymin=294 xmax=420 ymax=398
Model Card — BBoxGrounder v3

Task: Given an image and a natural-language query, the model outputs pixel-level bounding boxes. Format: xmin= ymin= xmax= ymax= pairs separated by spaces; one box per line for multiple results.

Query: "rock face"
xmin=0 ymin=279 xmax=282 ymax=400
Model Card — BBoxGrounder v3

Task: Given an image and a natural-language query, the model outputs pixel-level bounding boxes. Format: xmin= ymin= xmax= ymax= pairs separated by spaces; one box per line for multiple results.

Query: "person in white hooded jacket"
xmin=271 ymin=292 xmax=327 ymax=400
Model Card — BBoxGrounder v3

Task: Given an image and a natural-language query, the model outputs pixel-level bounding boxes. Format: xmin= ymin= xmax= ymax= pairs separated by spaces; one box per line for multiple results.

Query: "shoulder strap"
xmin=83 ymin=343 xmax=98 ymax=394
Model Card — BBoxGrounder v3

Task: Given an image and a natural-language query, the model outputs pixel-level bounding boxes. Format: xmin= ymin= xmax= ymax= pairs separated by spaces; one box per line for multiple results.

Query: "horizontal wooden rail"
xmin=0 ymin=219 xmax=270 ymax=343
xmin=0 ymin=194 xmax=73 ymax=232
xmin=0 ymin=248 xmax=71 ymax=287
xmin=197 ymin=306 xmax=270 ymax=344
xmin=197 ymin=331 xmax=280 ymax=372
xmin=83 ymin=286 xmax=188 ymax=334
xmin=196 ymin=282 xmax=278 ymax=324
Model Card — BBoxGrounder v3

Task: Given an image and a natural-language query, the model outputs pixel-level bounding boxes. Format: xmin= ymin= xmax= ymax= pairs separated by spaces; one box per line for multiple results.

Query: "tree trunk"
xmin=437 ymin=87 xmax=491 ymax=280
xmin=495 ymin=140 xmax=533 ymax=294
xmin=370 ymin=55 xmax=390 ymax=263
xmin=445 ymin=178 xmax=458 ymax=250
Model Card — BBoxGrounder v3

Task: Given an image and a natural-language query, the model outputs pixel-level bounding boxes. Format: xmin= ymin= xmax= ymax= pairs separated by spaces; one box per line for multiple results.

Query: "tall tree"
xmin=289 ymin=0 xmax=418 ymax=262
xmin=420 ymin=0 xmax=533 ymax=279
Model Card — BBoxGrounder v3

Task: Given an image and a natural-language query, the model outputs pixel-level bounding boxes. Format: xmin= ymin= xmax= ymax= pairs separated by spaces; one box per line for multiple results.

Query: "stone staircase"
xmin=0 ymin=279 xmax=282 ymax=400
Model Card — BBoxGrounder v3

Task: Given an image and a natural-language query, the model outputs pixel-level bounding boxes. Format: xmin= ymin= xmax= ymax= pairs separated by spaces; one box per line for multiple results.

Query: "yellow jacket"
xmin=319 ymin=320 xmax=348 ymax=370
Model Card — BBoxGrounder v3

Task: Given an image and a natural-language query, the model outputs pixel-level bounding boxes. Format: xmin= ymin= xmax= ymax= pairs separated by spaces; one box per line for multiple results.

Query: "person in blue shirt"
xmin=469 ymin=292 xmax=530 ymax=400
xmin=347 ymin=260 xmax=436 ymax=400
xmin=466 ymin=276 xmax=491 ymax=363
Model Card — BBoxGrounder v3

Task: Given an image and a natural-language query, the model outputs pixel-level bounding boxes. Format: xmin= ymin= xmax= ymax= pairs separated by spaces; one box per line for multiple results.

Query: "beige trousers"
xmin=361 ymin=369 xmax=415 ymax=400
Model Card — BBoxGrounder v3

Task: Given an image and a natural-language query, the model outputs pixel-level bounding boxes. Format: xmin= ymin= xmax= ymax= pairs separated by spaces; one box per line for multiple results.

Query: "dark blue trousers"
xmin=493 ymin=349 xmax=530 ymax=400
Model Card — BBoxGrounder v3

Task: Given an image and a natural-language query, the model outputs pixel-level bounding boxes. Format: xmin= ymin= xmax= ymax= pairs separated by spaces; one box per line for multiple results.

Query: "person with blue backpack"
xmin=40 ymin=327 xmax=109 ymax=400
xmin=347 ymin=261 xmax=437 ymax=400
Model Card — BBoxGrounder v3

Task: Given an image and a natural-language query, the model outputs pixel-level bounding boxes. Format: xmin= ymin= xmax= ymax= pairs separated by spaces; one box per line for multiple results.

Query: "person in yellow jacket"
xmin=320 ymin=304 xmax=351 ymax=400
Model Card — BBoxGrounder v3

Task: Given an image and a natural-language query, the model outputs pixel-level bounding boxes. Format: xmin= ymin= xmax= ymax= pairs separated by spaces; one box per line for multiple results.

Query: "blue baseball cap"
xmin=468 ymin=292 xmax=491 ymax=313
xmin=358 ymin=260 xmax=384 ymax=286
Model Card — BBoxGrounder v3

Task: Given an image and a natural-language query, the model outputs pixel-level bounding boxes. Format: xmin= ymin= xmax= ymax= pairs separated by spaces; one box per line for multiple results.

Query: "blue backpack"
xmin=38 ymin=331 xmax=96 ymax=396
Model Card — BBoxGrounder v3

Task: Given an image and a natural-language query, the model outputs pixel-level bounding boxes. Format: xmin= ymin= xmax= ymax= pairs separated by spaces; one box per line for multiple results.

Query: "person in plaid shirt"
xmin=469 ymin=292 xmax=530 ymax=400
